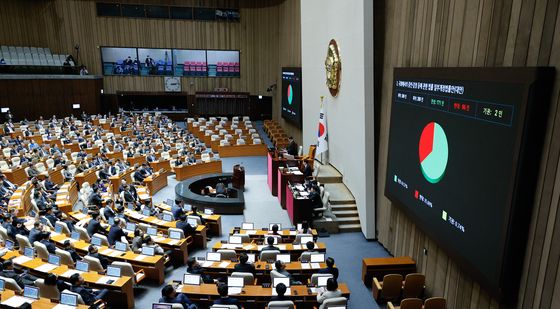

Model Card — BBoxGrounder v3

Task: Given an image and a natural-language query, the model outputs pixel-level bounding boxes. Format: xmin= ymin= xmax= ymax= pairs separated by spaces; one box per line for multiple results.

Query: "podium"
xmin=232 ymin=164 xmax=245 ymax=190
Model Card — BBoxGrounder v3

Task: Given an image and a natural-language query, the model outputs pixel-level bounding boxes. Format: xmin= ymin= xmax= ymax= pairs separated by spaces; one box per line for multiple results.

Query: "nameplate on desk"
xmin=134 ymin=255 xmax=148 ymax=261
xmin=35 ymin=263 xmax=58 ymax=272
xmin=245 ymin=230 xmax=257 ymax=235
xmin=96 ymin=276 xmax=116 ymax=284
xmin=12 ymin=255 xmax=32 ymax=265
xmin=301 ymin=263 xmax=311 ymax=269
xmin=292 ymin=245 xmax=302 ymax=250
xmin=201 ymin=261 xmax=214 ymax=268
xmin=221 ymin=244 xmax=242 ymax=249
xmin=311 ymin=263 xmax=321 ymax=269
xmin=1 ymin=296 xmax=36 ymax=307
xmin=73 ymin=213 xmax=87 ymax=220
xmin=62 ymin=269 xmax=83 ymax=277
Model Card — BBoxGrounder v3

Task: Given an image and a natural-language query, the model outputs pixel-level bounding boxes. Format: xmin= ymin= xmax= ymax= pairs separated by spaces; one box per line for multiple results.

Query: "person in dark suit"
xmin=234 ymin=253 xmax=255 ymax=275
xmin=86 ymin=213 xmax=105 ymax=237
xmin=88 ymin=187 xmax=103 ymax=208
xmin=171 ymin=200 xmax=185 ymax=220
xmin=63 ymin=240 xmax=82 ymax=262
xmin=87 ymin=245 xmax=109 ymax=269
xmin=159 ymin=284 xmax=197 ymax=309
xmin=133 ymin=169 xmax=146 ymax=182
xmin=286 ymin=136 xmax=298 ymax=156
xmin=107 ymin=218 xmax=126 ymax=246
xmin=28 ymin=221 xmax=43 ymax=244
xmin=302 ymin=160 xmax=312 ymax=178
xmin=261 ymin=236 xmax=280 ymax=251
xmin=44 ymin=207 xmax=57 ymax=227
xmin=176 ymin=215 xmax=195 ymax=236
xmin=270 ymin=282 xmax=288 ymax=301
xmin=69 ymin=273 xmax=109 ymax=305
xmin=318 ymin=257 xmax=339 ymax=280
xmin=213 ymin=283 xmax=239 ymax=306
xmin=102 ymin=201 xmax=115 ymax=222
xmin=39 ymin=232 xmax=57 ymax=254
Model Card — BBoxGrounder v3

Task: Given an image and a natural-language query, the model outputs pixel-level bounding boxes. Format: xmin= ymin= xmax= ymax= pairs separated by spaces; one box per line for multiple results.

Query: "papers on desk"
xmin=245 ymin=230 xmax=257 ymax=235
xmin=100 ymin=249 xmax=114 ymax=255
xmin=134 ymin=254 xmax=148 ymax=261
xmin=62 ymin=269 xmax=83 ymax=277
xmin=289 ymin=231 xmax=297 ymax=236
xmin=1 ymin=296 xmax=36 ymax=307
xmin=167 ymin=240 xmax=179 ymax=245
xmin=292 ymin=244 xmax=302 ymax=250
xmin=277 ymin=244 xmax=287 ymax=250
xmin=53 ymin=304 xmax=76 ymax=309
xmin=299 ymin=191 xmax=309 ymax=196
xmin=175 ymin=284 xmax=184 ymax=293
xmin=73 ymin=213 xmax=87 ymax=220
xmin=12 ymin=255 xmax=32 ymax=265
xmin=295 ymin=184 xmax=305 ymax=191
xmin=201 ymin=261 xmax=214 ymax=268
xmin=221 ymin=244 xmax=242 ymax=249
xmin=243 ymin=245 xmax=253 ymax=250
xmin=153 ymin=236 xmax=165 ymax=242
xmin=35 ymin=263 xmax=58 ymax=272
xmin=301 ymin=263 xmax=311 ymax=269
xmin=311 ymin=263 xmax=321 ymax=269
xmin=228 ymin=287 xmax=242 ymax=295
xmin=272 ymin=287 xmax=291 ymax=296
xmin=96 ymin=276 xmax=116 ymax=284
xmin=218 ymin=262 xmax=230 ymax=268
xmin=292 ymin=171 xmax=303 ymax=175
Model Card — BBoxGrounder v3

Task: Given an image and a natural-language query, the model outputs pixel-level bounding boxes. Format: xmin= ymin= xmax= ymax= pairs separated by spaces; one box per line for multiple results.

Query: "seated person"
xmin=176 ymin=215 xmax=196 ymax=236
xmin=271 ymin=282 xmax=288 ymax=301
xmin=190 ymin=206 xmax=206 ymax=225
xmin=102 ymin=201 xmax=116 ymax=222
xmin=107 ymin=218 xmax=126 ymax=246
xmin=39 ymin=232 xmax=57 ymax=254
xmin=63 ymin=240 xmax=82 ymax=262
xmin=215 ymin=182 xmax=227 ymax=195
xmin=171 ymin=199 xmax=185 ymax=220
xmin=0 ymin=260 xmax=38 ymax=288
xmin=213 ymin=283 xmax=239 ymax=306
xmin=86 ymin=213 xmax=105 ymax=237
xmin=87 ymin=245 xmax=109 ymax=269
xmin=69 ymin=273 xmax=109 ymax=305
xmin=186 ymin=257 xmax=213 ymax=284
xmin=234 ymin=253 xmax=255 ymax=275
xmin=44 ymin=273 xmax=71 ymax=294
xmin=274 ymin=260 xmax=301 ymax=285
xmin=131 ymin=229 xmax=144 ymax=254
xmin=261 ymin=236 xmax=280 ymax=251
xmin=28 ymin=221 xmax=44 ymax=244
xmin=318 ymin=257 xmax=339 ymax=280
xmin=317 ymin=278 xmax=343 ymax=309
xmin=143 ymin=236 xmax=165 ymax=255
xmin=159 ymin=284 xmax=197 ymax=309
xmin=270 ymin=224 xmax=280 ymax=236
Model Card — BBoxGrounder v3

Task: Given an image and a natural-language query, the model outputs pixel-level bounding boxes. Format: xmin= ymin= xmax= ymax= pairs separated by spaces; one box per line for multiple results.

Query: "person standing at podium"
xmin=286 ymin=136 xmax=298 ymax=157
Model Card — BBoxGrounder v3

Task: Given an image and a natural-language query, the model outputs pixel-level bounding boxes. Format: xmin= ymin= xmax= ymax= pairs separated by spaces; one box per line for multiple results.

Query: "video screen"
xmin=173 ymin=49 xmax=207 ymax=77
xmin=101 ymin=47 xmax=138 ymax=75
xmin=137 ymin=48 xmax=173 ymax=76
xmin=281 ymin=67 xmax=302 ymax=128
xmin=385 ymin=67 xmax=553 ymax=300
xmin=207 ymin=50 xmax=240 ymax=77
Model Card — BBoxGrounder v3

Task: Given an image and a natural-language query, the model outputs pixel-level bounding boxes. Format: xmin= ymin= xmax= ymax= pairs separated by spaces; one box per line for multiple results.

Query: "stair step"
xmin=331 ymin=210 xmax=359 ymax=217
xmin=338 ymin=223 xmax=362 ymax=233
xmin=335 ymin=216 xmax=361 ymax=224
xmin=324 ymin=183 xmax=355 ymax=204
xmin=317 ymin=175 xmax=343 ymax=184
xmin=331 ymin=204 xmax=357 ymax=211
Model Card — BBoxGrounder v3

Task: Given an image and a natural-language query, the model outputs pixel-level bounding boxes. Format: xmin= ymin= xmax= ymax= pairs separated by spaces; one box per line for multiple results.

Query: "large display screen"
xmin=281 ymin=67 xmax=302 ymax=128
xmin=385 ymin=67 xmax=554 ymax=301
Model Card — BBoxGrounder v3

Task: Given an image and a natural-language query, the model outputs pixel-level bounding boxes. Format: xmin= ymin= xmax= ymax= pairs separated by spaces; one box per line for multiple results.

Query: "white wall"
xmin=301 ymin=0 xmax=375 ymax=238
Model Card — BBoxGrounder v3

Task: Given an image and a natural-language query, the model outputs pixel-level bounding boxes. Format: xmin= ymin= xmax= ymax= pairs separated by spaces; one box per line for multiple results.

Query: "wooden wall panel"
xmin=376 ymin=0 xmax=560 ymax=308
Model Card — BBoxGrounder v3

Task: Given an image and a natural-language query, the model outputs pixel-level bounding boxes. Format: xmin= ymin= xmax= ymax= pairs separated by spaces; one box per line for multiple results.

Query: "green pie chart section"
xmin=419 ymin=122 xmax=448 ymax=184
xmin=287 ymin=84 xmax=293 ymax=105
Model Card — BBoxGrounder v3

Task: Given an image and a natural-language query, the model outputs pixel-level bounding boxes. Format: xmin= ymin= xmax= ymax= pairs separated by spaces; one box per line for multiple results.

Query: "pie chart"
xmin=419 ymin=122 xmax=448 ymax=184
xmin=287 ymin=84 xmax=293 ymax=105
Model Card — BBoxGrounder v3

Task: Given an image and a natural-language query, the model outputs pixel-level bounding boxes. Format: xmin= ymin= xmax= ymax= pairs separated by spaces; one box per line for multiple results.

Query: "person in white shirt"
xmin=317 ymin=278 xmax=343 ymax=309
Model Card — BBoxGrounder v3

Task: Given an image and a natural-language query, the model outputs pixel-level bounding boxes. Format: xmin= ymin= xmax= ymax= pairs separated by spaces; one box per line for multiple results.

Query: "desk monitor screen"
xmin=142 ymin=246 xmax=155 ymax=256
xmin=204 ymin=208 xmax=213 ymax=215
xmin=242 ymin=222 xmax=254 ymax=230
xmin=187 ymin=218 xmax=198 ymax=227
xmin=76 ymin=260 xmax=89 ymax=272
xmin=184 ymin=204 xmax=192 ymax=212
xmin=23 ymin=247 xmax=34 ymax=258
xmin=147 ymin=227 xmax=158 ymax=236
xmin=269 ymin=223 xmax=282 ymax=231
xmin=126 ymin=222 xmax=137 ymax=232
xmin=300 ymin=236 xmax=314 ymax=245
xmin=115 ymin=241 xmax=127 ymax=252
xmin=276 ymin=254 xmax=291 ymax=263
xmin=246 ymin=253 xmax=256 ymax=263
xmin=297 ymin=223 xmax=303 ymax=231
xmin=60 ymin=292 xmax=78 ymax=306
xmin=23 ymin=285 xmax=39 ymax=299
xmin=206 ymin=252 xmax=221 ymax=262
xmin=166 ymin=199 xmax=174 ymax=206
xmin=317 ymin=276 xmax=331 ymax=287
xmin=162 ymin=213 xmax=173 ymax=222
xmin=48 ymin=254 xmax=61 ymax=266
xmin=108 ymin=217 xmax=115 ymax=226
xmin=153 ymin=304 xmax=173 ymax=309
xmin=71 ymin=231 xmax=80 ymax=240
xmin=229 ymin=235 xmax=242 ymax=244
xmin=127 ymin=203 xmax=134 ymax=210
xmin=182 ymin=274 xmax=200 ymax=285
xmin=107 ymin=265 xmax=121 ymax=277
xmin=310 ymin=253 xmax=325 ymax=263
xmin=54 ymin=224 xmax=63 ymax=234
xmin=142 ymin=208 xmax=151 ymax=216
xmin=0 ymin=279 xmax=4 ymax=291
xmin=227 ymin=276 xmax=244 ymax=288
xmin=273 ymin=277 xmax=290 ymax=288
xmin=281 ymin=67 xmax=302 ymax=128
xmin=91 ymin=236 xmax=102 ymax=246
xmin=5 ymin=239 xmax=13 ymax=250
xmin=169 ymin=230 xmax=181 ymax=240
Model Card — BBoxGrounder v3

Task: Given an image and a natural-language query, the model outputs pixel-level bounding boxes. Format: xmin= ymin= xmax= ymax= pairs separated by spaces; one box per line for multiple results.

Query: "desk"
xmin=54 ymin=181 xmax=78 ymax=213
xmin=109 ymin=168 xmax=135 ymax=192
xmin=150 ymin=159 xmax=171 ymax=173
xmin=156 ymin=202 xmax=222 ymax=236
xmin=175 ymin=160 xmax=223 ymax=181
xmin=144 ymin=171 xmax=168 ymax=195
xmin=267 ymin=152 xmax=300 ymax=197
xmin=229 ymin=229 xmax=318 ymax=241
xmin=286 ymin=185 xmax=313 ymax=225
xmin=75 ymin=168 xmax=99 ymax=187
xmin=106 ymin=151 xmax=124 ymax=160
xmin=46 ymin=166 xmax=64 ymax=185
xmin=0 ymin=289 xmax=89 ymax=308
xmin=4 ymin=166 xmax=28 ymax=186
xmin=212 ymin=242 xmax=326 ymax=260
xmin=278 ymin=170 xmax=305 ymax=209
xmin=361 ymin=256 xmax=417 ymax=286
xmin=127 ymin=155 xmax=146 ymax=166
xmin=217 ymin=144 xmax=268 ymax=157
xmin=7 ymin=183 xmax=32 ymax=216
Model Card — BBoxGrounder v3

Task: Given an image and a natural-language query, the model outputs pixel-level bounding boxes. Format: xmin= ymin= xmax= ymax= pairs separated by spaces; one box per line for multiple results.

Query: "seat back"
xmin=55 ymin=248 xmax=75 ymax=267
xmin=231 ymin=272 xmax=254 ymax=285
xmin=217 ymin=249 xmax=237 ymax=260
xmin=111 ymin=261 xmax=135 ymax=282
xmin=423 ymin=297 xmax=446 ymax=309
xmin=403 ymin=273 xmax=425 ymax=299
xmin=295 ymin=233 xmax=313 ymax=244
xmin=84 ymin=255 xmax=105 ymax=272
xmin=187 ymin=215 xmax=202 ymax=226
xmin=270 ymin=269 xmax=287 ymax=281
xmin=323 ymin=297 xmax=348 ymax=308
xmin=311 ymin=273 xmax=333 ymax=286
xmin=0 ymin=226 xmax=9 ymax=242
xmin=75 ymin=226 xmax=91 ymax=241
xmin=399 ymin=298 xmax=423 ymax=309
xmin=35 ymin=278 xmax=60 ymax=299
xmin=16 ymin=234 xmax=32 ymax=252
xmin=93 ymin=233 xmax=110 ymax=246
xmin=61 ymin=289 xmax=85 ymax=305
xmin=381 ymin=274 xmax=404 ymax=301
xmin=268 ymin=300 xmax=295 ymax=309
xmin=260 ymin=250 xmax=280 ymax=261
xmin=0 ymin=161 xmax=9 ymax=171
xmin=0 ymin=276 xmax=23 ymax=293
xmin=33 ymin=241 xmax=49 ymax=260
xmin=168 ymin=227 xmax=184 ymax=239
xmin=209 ymin=305 xmax=238 ymax=309
xmin=11 ymin=156 xmax=20 ymax=167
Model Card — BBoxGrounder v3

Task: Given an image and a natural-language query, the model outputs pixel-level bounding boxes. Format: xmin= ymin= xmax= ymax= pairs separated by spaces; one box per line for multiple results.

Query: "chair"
xmin=55 ymin=248 xmax=75 ymax=267
xmin=168 ymin=227 xmax=184 ymax=239
xmin=311 ymin=273 xmax=333 ymax=286
xmin=253 ymin=138 xmax=262 ymax=145
xmin=45 ymin=158 xmax=55 ymax=169
xmin=1 ymin=148 xmax=10 ymax=158
xmin=75 ymin=226 xmax=91 ymax=242
xmin=0 ymin=227 xmax=9 ymax=242
xmin=61 ymin=289 xmax=86 ymax=305
xmin=0 ymin=276 xmax=23 ymax=293
xmin=0 ymin=161 xmax=9 ymax=172
xmin=314 ymin=191 xmax=331 ymax=218
xmin=268 ymin=300 xmax=295 ymax=309
xmin=260 ymin=250 xmax=280 ymax=262
xmin=93 ymin=233 xmax=110 ymax=246
xmin=35 ymin=278 xmax=60 ymax=299
xmin=111 ymin=261 xmax=146 ymax=284
xmin=423 ymin=297 xmax=446 ymax=309
xmin=84 ymin=255 xmax=105 ymax=272
xmin=322 ymin=297 xmax=348 ymax=308
xmin=403 ymin=273 xmax=425 ymax=299
xmin=236 ymin=139 xmax=246 ymax=145
xmin=11 ymin=156 xmax=20 ymax=167
xmin=295 ymin=234 xmax=313 ymax=245
xmin=231 ymin=272 xmax=255 ymax=285
xmin=217 ymin=249 xmax=237 ymax=260
xmin=187 ymin=215 xmax=201 ymax=226
xmin=388 ymin=298 xmax=424 ymax=309
xmin=156 ymin=304 xmax=183 ymax=309
xmin=16 ymin=234 xmax=32 ymax=252
xmin=373 ymin=274 xmax=404 ymax=302
xmin=33 ymin=241 xmax=50 ymax=260
xmin=220 ymin=140 xmax=230 ymax=146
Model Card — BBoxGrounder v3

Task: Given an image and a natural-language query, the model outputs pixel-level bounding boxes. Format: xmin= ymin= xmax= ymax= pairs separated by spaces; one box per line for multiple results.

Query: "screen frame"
xmin=281 ymin=67 xmax=303 ymax=128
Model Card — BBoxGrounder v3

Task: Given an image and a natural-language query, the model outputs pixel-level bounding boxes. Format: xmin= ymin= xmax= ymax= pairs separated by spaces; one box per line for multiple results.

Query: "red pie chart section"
xmin=419 ymin=122 xmax=448 ymax=184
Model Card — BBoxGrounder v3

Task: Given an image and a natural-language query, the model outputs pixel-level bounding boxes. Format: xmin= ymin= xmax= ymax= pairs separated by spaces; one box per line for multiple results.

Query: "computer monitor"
xmin=317 ymin=276 xmax=330 ymax=287
xmin=246 ymin=253 xmax=256 ymax=264
xmin=5 ymin=239 xmax=13 ymax=250
xmin=169 ymin=230 xmax=181 ymax=240
xmin=153 ymin=304 xmax=173 ymax=309
xmin=187 ymin=218 xmax=198 ymax=227
xmin=147 ymin=227 xmax=157 ymax=236
xmin=273 ymin=277 xmax=290 ymax=288
xmin=204 ymin=208 xmax=213 ymax=215
xmin=48 ymin=254 xmax=61 ymax=266
xmin=81 ymin=207 xmax=88 ymax=214
xmin=206 ymin=252 xmax=221 ymax=262
xmin=310 ymin=253 xmax=326 ymax=263
xmin=106 ymin=265 xmax=121 ymax=277
xmin=125 ymin=222 xmax=136 ymax=232
xmin=142 ymin=208 xmax=151 ymax=216
xmin=127 ymin=203 xmax=134 ymax=210
xmin=276 ymin=254 xmax=291 ymax=263
xmin=297 ymin=223 xmax=303 ymax=231
xmin=229 ymin=235 xmax=242 ymax=244
xmin=23 ymin=285 xmax=39 ymax=299
xmin=183 ymin=204 xmax=192 ymax=212
xmin=0 ymin=279 xmax=5 ymax=291
xmin=182 ymin=274 xmax=201 ymax=285
xmin=270 ymin=236 xmax=279 ymax=245
xmin=108 ymin=217 xmax=115 ymax=226
xmin=54 ymin=224 xmax=63 ymax=234
xmin=115 ymin=241 xmax=127 ymax=252
xmin=300 ymin=236 xmax=314 ymax=244
xmin=227 ymin=276 xmax=244 ymax=288
xmin=162 ymin=213 xmax=173 ymax=222
xmin=23 ymin=247 xmax=34 ymax=258
xmin=142 ymin=246 xmax=155 ymax=256
xmin=71 ymin=231 xmax=81 ymax=240
xmin=60 ymin=292 xmax=78 ymax=306
xmin=269 ymin=223 xmax=282 ymax=231
xmin=76 ymin=260 xmax=89 ymax=272
xmin=242 ymin=222 xmax=254 ymax=230
xmin=166 ymin=199 xmax=174 ymax=206
xmin=91 ymin=236 xmax=102 ymax=246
